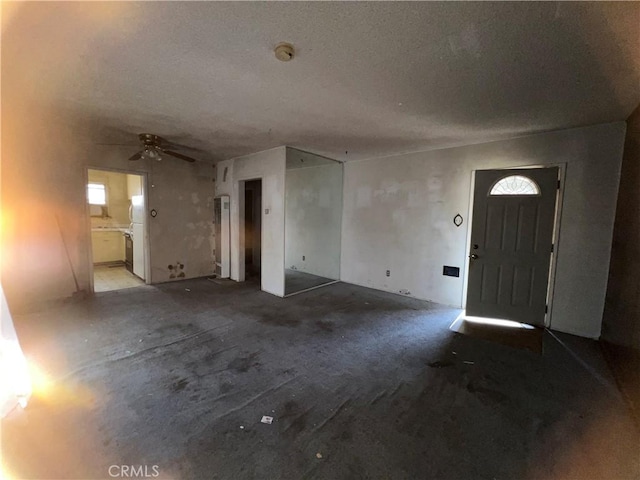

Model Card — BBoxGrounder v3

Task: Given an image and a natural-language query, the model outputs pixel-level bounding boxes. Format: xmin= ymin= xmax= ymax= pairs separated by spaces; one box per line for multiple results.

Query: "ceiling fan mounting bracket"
xmin=139 ymin=133 xmax=163 ymax=146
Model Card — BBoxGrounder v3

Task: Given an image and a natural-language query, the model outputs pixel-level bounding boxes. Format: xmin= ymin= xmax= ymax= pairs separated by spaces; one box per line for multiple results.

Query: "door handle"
xmin=469 ymin=254 xmax=479 ymax=260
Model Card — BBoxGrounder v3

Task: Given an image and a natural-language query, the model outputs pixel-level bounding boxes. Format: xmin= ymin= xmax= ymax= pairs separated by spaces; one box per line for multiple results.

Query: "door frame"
xmin=462 ymin=163 xmax=566 ymax=328
xmin=236 ymin=177 xmax=264 ymax=285
xmin=85 ymin=166 xmax=151 ymax=293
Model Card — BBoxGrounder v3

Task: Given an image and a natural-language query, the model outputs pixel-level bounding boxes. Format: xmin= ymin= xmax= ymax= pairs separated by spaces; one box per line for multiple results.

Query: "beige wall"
xmin=1 ymin=102 xmax=216 ymax=310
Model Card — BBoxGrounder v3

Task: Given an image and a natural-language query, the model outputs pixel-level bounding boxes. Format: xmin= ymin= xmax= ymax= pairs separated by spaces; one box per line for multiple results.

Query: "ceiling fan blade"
xmin=162 ymin=150 xmax=197 ymax=163
xmin=128 ymin=151 xmax=144 ymax=161
xmin=160 ymin=140 xmax=201 ymax=152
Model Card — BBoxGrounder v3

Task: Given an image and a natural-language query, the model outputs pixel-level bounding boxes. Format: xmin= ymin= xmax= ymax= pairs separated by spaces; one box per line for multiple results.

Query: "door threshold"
xmin=450 ymin=313 xmax=543 ymax=354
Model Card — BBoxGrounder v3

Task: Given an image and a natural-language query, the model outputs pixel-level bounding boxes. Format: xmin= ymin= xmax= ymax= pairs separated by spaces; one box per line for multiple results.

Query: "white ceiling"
xmin=3 ymin=1 xmax=639 ymax=162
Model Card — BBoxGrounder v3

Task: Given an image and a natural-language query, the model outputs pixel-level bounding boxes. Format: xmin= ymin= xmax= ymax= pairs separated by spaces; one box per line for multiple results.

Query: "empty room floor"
xmin=3 ymin=280 xmax=639 ymax=479
xmin=93 ymin=265 xmax=144 ymax=292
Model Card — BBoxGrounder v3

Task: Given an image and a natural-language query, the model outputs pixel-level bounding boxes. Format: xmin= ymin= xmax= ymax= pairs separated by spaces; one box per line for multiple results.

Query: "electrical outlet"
xmin=302 ymin=255 xmax=305 ymax=261
xmin=386 ymin=270 xmax=390 ymax=277
xmin=399 ymin=289 xmax=411 ymax=295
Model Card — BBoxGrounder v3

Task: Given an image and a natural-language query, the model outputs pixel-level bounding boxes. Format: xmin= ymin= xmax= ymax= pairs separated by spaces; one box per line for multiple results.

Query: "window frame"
xmin=87 ymin=182 xmax=108 ymax=206
xmin=488 ymin=174 xmax=541 ymax=197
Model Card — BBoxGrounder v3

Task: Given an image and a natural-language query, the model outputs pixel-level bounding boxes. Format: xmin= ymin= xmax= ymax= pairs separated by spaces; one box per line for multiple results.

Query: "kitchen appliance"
xmin=130 ymin=194 xmax=145 ymax=280
xmin=124 ymin=232 xmax=133 ymax=273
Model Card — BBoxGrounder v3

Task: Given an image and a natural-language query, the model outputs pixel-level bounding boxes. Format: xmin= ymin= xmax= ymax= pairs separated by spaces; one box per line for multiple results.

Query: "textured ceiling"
xmin=3 ymin=1 xmax=639 ymax=162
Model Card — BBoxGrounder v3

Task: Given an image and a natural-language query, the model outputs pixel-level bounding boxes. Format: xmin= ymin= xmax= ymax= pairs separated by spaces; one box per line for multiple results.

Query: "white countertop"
xmin=91 ymin=227 xmax=131 ymax=234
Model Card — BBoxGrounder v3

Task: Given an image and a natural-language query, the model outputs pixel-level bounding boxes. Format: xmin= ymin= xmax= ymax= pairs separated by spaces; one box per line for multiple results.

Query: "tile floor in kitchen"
xmin=93 ymin=264 xmax=145 ymax=292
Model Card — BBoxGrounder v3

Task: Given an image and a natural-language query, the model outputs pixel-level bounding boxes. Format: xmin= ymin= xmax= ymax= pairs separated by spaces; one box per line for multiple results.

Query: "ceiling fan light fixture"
xmin=145 ymin=146 xmax=162 ymax=161
xmin=127 ymin=132 xmax=197 ymax=163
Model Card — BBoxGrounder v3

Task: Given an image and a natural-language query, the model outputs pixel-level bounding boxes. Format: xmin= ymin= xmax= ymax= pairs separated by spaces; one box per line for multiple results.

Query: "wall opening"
xmin=87 ymin=168 xmax=148 ymax=292
xmin=243 ymin=179 xmax=262 ymax=282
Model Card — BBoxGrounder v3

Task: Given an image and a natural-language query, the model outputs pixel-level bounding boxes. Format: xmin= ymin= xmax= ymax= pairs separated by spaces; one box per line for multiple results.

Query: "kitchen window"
xmin=87 ymin=183 xmax=107 ymax=205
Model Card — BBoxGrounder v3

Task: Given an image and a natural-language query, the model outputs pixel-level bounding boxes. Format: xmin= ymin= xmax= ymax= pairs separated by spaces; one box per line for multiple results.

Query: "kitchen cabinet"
xmin=92 ymin=231 xmax=125 ymax=263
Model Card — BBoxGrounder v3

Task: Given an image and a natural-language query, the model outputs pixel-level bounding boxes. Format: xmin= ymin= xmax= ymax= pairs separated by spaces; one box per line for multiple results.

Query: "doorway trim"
xmin=85 ymin=166 xmax=152 ymax=293
xmin=462 ymin=163 xmax=566 ymax=328
xmin=236 ymin=177 xmax=264 ymax=285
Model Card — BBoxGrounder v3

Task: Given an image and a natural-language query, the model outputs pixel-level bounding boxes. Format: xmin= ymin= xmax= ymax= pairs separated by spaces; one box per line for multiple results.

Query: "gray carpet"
xmin=3 ymin=279 xmax=639 ymax=479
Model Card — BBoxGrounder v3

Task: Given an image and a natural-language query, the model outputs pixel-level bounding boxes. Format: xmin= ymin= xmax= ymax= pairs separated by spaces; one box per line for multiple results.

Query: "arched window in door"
xmin=489 ymin=175 xmax=540 ymax=196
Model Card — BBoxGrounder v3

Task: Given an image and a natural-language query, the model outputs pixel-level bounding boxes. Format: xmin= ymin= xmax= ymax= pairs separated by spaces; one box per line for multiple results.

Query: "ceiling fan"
xmin=127 ymin=133 xmax=198 ymax=163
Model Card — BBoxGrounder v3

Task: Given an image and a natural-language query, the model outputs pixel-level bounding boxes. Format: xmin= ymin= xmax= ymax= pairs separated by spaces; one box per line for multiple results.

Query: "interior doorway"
xmin=87 ymin=169 xmax=148 ymax=292
xmin=465 ymin=167 xmax=559 ymax=327
xmin=243 ymin=179 xmax=262 ymax=281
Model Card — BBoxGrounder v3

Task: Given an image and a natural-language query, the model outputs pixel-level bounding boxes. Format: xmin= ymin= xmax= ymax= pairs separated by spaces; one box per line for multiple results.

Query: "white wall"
xmin=285 ymin=149 xmax=343 ymax=279
xmin=341 ymin=122 xmax=626 ymax=339
xmin=216 ymin=147 xmax=286 ymax=297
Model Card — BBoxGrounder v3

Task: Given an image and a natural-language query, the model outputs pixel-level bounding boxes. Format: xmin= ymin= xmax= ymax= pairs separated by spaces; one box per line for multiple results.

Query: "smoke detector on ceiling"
xmin=274 ymin=43 xmax=295 ymax=62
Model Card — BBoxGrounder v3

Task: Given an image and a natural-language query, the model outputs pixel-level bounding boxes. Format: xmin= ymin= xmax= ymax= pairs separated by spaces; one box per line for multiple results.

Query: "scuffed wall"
xmin=1 ymin=102 xmax=216 ymax=310
xmin=341 ymin=123 xmax=625 ymax=339
xmin=1 ymin=2 xmax=216 ymax=309
xmin=89 ymin=147 xmax=216 ymax=284
xmin=602 ymin=106 xmax=640 ymax=349
xmin=215 ymin=147 xmax=286 ymax=297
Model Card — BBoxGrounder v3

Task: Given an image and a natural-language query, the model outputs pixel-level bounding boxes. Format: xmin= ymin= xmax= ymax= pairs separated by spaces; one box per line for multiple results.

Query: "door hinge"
xmin=545 ymin=305 xmax=549 ymax=314
xmin=551 ymin=244 xmax=554 ymax=253
xmin=557 ymin=180 xmax=561 ymax=189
